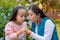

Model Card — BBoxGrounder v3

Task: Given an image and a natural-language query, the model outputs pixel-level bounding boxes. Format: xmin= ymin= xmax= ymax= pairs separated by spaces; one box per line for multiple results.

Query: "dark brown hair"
xmin=9 ymin=6 xmax=25 ymax=21
xmin=29 ymin=5 xmax=47 ymax=18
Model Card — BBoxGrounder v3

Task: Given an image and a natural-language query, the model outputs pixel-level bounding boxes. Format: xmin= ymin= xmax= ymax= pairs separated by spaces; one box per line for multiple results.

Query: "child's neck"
xmin=36 ymin=18 xmax=42 ymax=25
xmin=14 ymin=21 xmax=22 ymax=25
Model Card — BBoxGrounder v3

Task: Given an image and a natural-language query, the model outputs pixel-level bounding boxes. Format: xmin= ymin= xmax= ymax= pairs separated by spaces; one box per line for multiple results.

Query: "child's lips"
xmin=22 ymin=21 xmax=25 ymax=22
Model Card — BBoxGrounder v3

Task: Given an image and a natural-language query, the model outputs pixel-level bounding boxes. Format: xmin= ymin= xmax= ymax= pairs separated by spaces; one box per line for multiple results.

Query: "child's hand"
xmin=16 ymin=27 xmax=27 ymax=36
xmin=25 ymin=29 xmax=32 ymax=35
xmin=21 ymin=27 xmax=27 ymax=32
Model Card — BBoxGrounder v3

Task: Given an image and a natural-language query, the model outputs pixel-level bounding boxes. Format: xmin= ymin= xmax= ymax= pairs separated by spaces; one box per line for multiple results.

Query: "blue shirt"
xmin=32 ymin=17 xmax=59 ymax=40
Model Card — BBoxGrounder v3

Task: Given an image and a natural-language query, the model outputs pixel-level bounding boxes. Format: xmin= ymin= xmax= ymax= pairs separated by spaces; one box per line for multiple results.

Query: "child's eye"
xmin=31 ymin=15 xmax=33 ymax=16
xmin=30 ymin=14 xmax=33 ymax=16
xmin=20 ymin=15 xmax=26 ymax=18
xmin=29 ymin=13 xmax=33 ymax=16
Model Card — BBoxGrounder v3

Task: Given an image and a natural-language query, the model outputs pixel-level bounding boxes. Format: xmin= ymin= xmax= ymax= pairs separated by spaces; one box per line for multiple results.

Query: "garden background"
xmin=0 ymin=0 xmax=60 ymax=40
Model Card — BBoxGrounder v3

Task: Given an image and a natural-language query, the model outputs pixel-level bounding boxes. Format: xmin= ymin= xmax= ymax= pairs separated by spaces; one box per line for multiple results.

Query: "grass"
xmin=56 ymin=23 xmax=60 ymax=40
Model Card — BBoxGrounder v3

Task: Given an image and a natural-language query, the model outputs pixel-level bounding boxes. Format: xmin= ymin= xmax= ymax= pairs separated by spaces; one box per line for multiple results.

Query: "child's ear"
xmin=37 ymin=13 xmax=40 ymax=18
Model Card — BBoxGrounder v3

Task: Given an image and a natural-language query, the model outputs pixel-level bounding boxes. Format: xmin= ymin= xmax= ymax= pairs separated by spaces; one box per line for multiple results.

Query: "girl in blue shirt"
xmin=26 ymin=5 xmax=59 ymax=40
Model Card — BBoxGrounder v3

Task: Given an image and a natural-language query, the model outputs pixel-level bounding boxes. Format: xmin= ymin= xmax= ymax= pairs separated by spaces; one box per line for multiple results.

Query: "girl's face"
xmin=28 ymin=10 xmax=40 ymax=22
xmin=16 ymin=9 xmax=26 ymax=24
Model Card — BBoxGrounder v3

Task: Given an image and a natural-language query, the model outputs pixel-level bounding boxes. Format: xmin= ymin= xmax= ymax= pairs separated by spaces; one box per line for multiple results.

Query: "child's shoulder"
xmin=5 ymin=21 xmax=15 ymax=31
xmin=7 ymin=21 xmax=13 ymax=24
xmin=6 ymin=21 xmax=14 ymax=26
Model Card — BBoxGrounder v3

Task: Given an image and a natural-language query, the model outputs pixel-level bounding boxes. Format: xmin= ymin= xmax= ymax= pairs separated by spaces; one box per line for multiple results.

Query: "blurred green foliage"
xmin=54 ymin=19 xmax=60 ymax=23
xmin=0 ymin=0 xmax=60 ymax=40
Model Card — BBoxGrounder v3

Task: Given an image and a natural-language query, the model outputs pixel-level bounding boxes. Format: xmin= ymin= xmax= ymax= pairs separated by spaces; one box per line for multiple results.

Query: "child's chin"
xmin=21 ymin=21 xmax=24 ymax=23
xmin=19 ymin=22 xmax=23 ymax=25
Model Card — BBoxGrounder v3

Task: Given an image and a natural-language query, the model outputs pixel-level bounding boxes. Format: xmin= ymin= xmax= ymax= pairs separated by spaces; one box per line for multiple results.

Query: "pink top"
xmin=5 ymin=21 xmax=27 ymax=40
